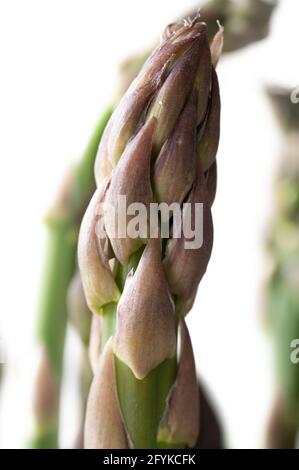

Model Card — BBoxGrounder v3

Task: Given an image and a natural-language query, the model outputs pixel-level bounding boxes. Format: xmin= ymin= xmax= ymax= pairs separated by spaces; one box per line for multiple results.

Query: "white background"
xmin=0 ymin=0 xmax=298 ymax=448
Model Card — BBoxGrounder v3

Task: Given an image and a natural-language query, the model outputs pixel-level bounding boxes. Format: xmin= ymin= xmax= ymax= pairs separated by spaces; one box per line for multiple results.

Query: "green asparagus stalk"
xmin=86 ymin=286 xmax=224 ymax=449
xmin=30 ymin=108 xmax=112 ymax=448
xmin=265 ymin=87 xmax=299 ymax=448
xmin=79 ymin=16 xmax=222 ymax=449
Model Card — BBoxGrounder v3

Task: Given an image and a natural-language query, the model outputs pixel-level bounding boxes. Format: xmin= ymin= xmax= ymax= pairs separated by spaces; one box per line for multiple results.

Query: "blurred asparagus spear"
xmin=200 ymin=0 xmax=277 ymax=52
xmin=67 ymin=272 xmax=92 ymax=448
xmin=30 ymin=0 xmax=276 ymax=448
xmin=265 ymin=87 xmax=299 ymax=449
xmin=117 ymin=0 xmax=277 ymax=96
xmin=30 ymin=108 xmax=112 ymax=448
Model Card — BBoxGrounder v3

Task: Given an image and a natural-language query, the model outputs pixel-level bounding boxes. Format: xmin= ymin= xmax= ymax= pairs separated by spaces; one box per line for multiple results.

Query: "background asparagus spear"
xmin=264 ymin=87 xmax=299 ymax=449
xmin=29 ymin=0 xmax=277 ymax=448
xmin=67 ymin=272 xmax=92 ymax=449
xmin=199 ymin=0 xmax=277 ymax=52
xmin=30 ymin=108 xmax=112 ymax=448
xmin=117 ymin=0 xmax=277 ymax=97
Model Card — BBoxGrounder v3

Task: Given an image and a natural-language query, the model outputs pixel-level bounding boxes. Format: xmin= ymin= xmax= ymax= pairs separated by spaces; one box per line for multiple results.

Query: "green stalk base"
xmin=101 ymin=248 xmax=180 ymax=449
xmin=115 ymin=355 xmax=179 ymax=449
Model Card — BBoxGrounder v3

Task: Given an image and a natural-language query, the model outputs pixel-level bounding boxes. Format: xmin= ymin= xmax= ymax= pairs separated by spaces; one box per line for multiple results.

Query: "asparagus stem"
xmin=37 ymin=223 xmax=76 ymax=377
xmin=101 ymin=303 xmax=117 ymax=347
xmin=115 ymin=356 xmax=178 ymax=449
xmin=101 ymin=249 xmax=179 ymax=448
xmin=31 ymin=222 xmax=76 ymax=448
xmin=31 ymin=108 xmax=113 ymax=448
xmin=265 ymin=87 xmax=299 ymax=447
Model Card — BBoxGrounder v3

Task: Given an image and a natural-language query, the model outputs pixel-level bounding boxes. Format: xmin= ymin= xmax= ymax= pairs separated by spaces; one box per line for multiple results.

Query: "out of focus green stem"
xmin=31 ymin=108 xmax=112 ymax=448
xmin=37 ymin=222 xmax=77 ymax=378
xmin=31 ymin=221 xmax=76 ymax=448
xmin=71 ymin=107 xmax=113 ymax=217
xmin=265 ymin=87 xmax=299 ymax=448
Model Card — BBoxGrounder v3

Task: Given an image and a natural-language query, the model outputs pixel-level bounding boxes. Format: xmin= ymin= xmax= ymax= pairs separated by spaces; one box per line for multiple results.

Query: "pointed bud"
xmin=88 ymin=313 xmax=102 ymax=374
xmin=160 ymin=16 xmax=207 ymax=42
xmin=197 ymin=68 xmax=220 ymax=172
xmin=107 ymin=80 xmax=160 ymax=169
xmin=210 ymin=22 xmax=224 ymax=68
xmin=94 ymin=21 xmax=203 ymax=180
xmin=114 ymin=239 xmax=176 ymax=379
xmin=153 ymin=90 xmax=198 ymax=205
xmin=95 ymin=75 xmax=162 ymax=181
xmin=78 ymin=182 xmax=120 ymax=315
xmin=67 ymin=271 xmax=91 ymax=346
xmin=194 ymin=33 xmax=212 ymax=125
xmin=147 ymin=36 xmax=203 ymax=155
xmin=158 ymin=319 xmax=199 ymax=448
xmin=140 ymin=18 xmax=205 ymax=88
xmin=206 ymin=161 xmax=217 ymax=207
xmin=84 ymin=338 xmax=129 ymax=449
xmin=164 ymin=173 xmax=213 ymax=316
xmin=161 ymin=22 xmax=180 ymax=41
xmin=104 ymin=119 xmax=156 ymax=264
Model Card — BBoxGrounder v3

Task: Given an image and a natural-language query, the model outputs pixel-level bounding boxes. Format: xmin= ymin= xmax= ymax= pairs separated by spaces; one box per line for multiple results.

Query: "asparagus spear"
xmin=30 ymin=0 xmax=277 ymax=448
xmin=265 ymin=87 xmax=299 ymax=448
xmin=79 ymin=16 xmax=222 ymax=449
